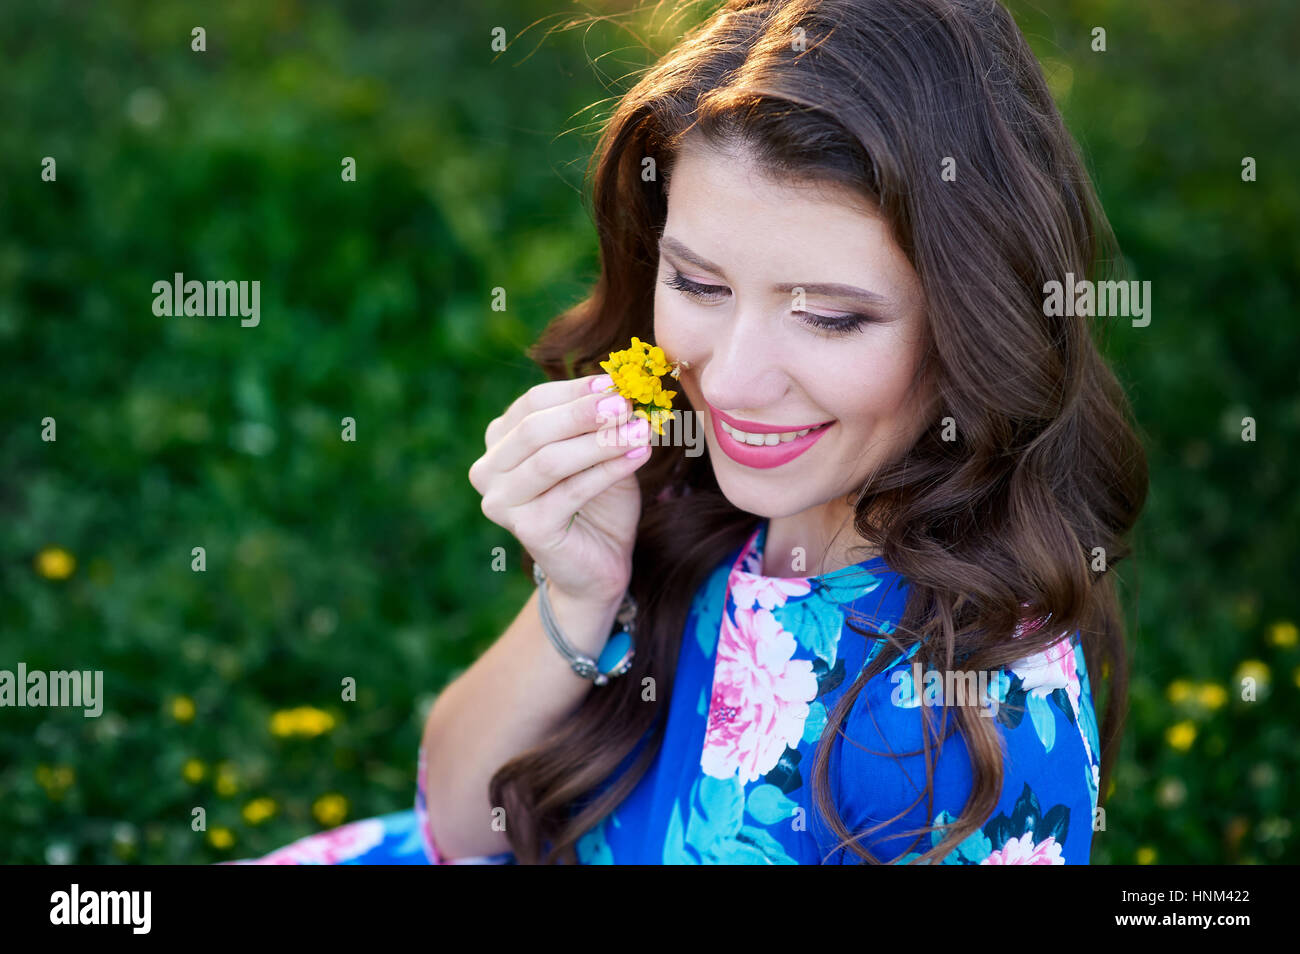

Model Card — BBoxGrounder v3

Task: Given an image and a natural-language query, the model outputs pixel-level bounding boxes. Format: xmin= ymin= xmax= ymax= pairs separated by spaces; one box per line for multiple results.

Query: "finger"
xmin=488 ymin=388 xmax=636 ymax=477
xmin=492 ymin=415 xmax=651 ymax=509
xmin=484 ymin=374 xmax=617 ymax=451
xmin=510 ymin=437 xmax=653 ymax=547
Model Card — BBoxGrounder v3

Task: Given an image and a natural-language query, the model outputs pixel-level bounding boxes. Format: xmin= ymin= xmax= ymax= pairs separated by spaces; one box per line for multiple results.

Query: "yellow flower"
xmin=1234 ymin=659 xmax=1270 ymax=689
xmin=242 ymin=797 xmax=277 ymax=825
xmin=1166 ymin=720 xmax=1196 ymax=751
xmin=171 ymin=695 xmax=196 ymax=723
xmin=1268 ymin=621 xmax=1297 ymax=648
xmin=35 ymin=547 xmax=76 ymax=580
xmin=313 ymin=793 xmax=348 ymax=827
xmin=599 ymin=337 xmax=682 ymax=436
xmin=1135 ymin=846 xmax=1157 ymax=865
xmin=269 ymin=706 xmax=336 ymax=738
xmin=35 ymin=764 xmax=75 ymax=799
xmin=1196 ymin=683 xmax=1227 ymax=709
xmin=1293 ymin=666 xmax=1300 ymax=689
xmin=207 ymin=827 xmax=234 ymax=849
xmin=1165 ymin=679 xmax=1193 ymax=704
xmin=215 ymin=762 xmax=239 ymax=797
xmin=182 ymin=758 xmax=206 ymax=783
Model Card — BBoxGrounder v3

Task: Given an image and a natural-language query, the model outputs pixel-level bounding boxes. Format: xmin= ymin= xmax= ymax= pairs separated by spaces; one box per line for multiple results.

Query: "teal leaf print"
xmin=735 ymin=825 xmax=798 ymax=864
xmin=773 ymin=595 xmax=845 ymax=669
xmin=691 ymin=562 xmax=731 ymax=658
xmin=801 ymin=700 xmax=827 ymax=744
xmin=1051 ymin=687 xmax=1076 ymax=726
xmin=663 ymin=800 xmax=701 ymax=864
xmin=746 ymin=783 xmax=798 ymax=826
xmin=684 ymin=774 xmax=744 ymax=857
xmin=576 ymin=817 xmax=614 ymax=865
xmin=1027 ymin=693 xmax=1056 ymax=752
xmin=812 ymin=657 xmax=846 ymax=697
xmin=677 ymin=774 xmax=798 ymax=864
xmin=931 ymin=809 xmax=993 ymax=864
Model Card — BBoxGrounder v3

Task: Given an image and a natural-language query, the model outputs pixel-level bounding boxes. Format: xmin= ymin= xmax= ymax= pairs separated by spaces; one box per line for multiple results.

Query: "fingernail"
xmin=626 ymin=418 xmax=650 ymax=443
xmin=590 ymin=374 xmax=614 ymax=393
xmin=596 ymin=395 xmax=627 ymax=419
xmin=625 ymin=445 xmax=650 ymax=458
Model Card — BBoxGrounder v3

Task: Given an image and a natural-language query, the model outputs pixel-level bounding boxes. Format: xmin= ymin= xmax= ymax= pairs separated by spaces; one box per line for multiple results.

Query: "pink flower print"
xmin=239 ymin=818 xmax=386 ymax=865
xmin=980 ymin=831 xmax=1064 ymax=864
xmin=730 ymin=573 xmax=812 ymax=611
xmin=1011 ymin=634 xmax=1079 ymax=709
xmin=701 ymin=607 xmax=819 ymax=782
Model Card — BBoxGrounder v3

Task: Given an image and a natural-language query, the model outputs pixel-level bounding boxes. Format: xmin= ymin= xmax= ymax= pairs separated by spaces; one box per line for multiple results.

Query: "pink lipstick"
xmin=707 ymin=404 xmax=834 ymax=469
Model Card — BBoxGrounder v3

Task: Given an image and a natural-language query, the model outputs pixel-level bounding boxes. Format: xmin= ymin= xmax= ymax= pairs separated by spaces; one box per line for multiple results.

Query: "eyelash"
xmin=662 ymin=270 xmax=873 ymax=336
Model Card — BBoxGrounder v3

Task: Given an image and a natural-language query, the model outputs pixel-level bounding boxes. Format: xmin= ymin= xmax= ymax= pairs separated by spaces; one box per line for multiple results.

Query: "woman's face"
xmin=654 ymin=133 xmax=934 ymax=522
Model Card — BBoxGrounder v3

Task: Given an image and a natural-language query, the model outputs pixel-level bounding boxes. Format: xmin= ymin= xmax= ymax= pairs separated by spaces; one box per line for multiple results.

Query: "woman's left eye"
xmin=663 ymin=270 xmax=871 ymax=337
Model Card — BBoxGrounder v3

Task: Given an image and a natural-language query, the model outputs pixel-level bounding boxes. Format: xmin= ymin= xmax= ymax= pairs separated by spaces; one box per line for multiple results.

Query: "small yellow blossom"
xmin=171 ymin=695 xmax=196 ymax=723
xmin=269 ymin=706 xmax=337 ymax=738
xmin=599 ymin=336 xmax=681 ymax=437
xmin=35 ymin=547 xmax=76 ymax=580
xmin=242 ymin=797 xmax=277 ymax=825
xmin=1135 ymin=846 xmax=1157 ymax=865
xmin=1165 ymin=679 xmax=1193 ymax=704
xmin=1268 ymin=621 xmax=1297 ymax=648
xmin=35 ymin=764 xmax=75 ymax=799
xmin=1234 ymin=659 xmax=1270 ymax=690
xmin=1196 ymin=683 xmax=1227 ymax=709
xmin=1166 ymin=720 xmax=1196 ymax=752
xmin=182 ymin=758 xmax=207 ymax=783
xmin=207 ymin=826 xmax=234 ymax=849
xmin=313 ymin=793 xmax=348 ymax=827
xmin=215 ymin=762 xmax=239 ymax=797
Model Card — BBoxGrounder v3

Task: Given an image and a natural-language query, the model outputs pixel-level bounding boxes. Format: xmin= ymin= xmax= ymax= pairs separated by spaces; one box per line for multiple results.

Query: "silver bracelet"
xmin=532 ymin=561 xmax=636 ymax=685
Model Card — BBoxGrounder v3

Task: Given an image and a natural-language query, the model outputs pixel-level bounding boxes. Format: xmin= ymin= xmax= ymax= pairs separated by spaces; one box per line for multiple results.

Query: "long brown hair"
xmin=492 ymin=0 xmax=1148 ymax=864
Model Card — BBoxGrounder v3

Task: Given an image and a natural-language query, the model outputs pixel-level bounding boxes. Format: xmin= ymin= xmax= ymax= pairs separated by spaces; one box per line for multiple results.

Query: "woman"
xmin=239 ymin=0 xmax=1146 ymax=865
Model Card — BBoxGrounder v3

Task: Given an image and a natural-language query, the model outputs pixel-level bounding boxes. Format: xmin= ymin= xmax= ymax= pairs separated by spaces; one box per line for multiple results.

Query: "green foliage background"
xmin=1 ymin=0 xmax=1296 ymax=863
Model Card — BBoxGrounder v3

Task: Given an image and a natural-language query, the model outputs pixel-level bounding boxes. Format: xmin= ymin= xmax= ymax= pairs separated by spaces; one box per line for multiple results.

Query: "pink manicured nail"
xmin=626 ymin=418 xmax=650 ymax=442
xmin=625 ymin=445 xmax=650 ymax=458
xmin=590 ymin=374 xmax=614 ymax=393
xmin=596 ymin=395 xmax=627 ymax=419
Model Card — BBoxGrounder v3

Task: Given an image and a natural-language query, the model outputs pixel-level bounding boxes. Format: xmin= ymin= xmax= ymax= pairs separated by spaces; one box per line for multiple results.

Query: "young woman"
xmin=239 ymin=0 xmax=1146 ymax=865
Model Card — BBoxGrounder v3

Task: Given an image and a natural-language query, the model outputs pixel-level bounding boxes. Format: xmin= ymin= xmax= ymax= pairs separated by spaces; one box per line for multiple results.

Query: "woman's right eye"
xmin=663 ymin=270 xmax=729 ymax=301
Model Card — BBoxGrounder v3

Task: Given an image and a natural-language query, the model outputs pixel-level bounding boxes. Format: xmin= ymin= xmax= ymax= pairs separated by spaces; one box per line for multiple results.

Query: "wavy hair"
xmin=490 ymin=0 xmax=1148 ymax=864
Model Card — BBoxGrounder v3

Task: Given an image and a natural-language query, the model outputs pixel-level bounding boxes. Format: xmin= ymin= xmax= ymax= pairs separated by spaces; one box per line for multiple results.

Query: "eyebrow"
xmin=658 ymin=234 xmax=895 ymax=308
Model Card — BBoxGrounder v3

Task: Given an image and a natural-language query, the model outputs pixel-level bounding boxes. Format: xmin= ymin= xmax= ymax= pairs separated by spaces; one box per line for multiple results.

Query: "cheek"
xmin=652 ymin=292 xmax=708 ymax=363
xmin=816 ymin=339 xmax=923 ymax=428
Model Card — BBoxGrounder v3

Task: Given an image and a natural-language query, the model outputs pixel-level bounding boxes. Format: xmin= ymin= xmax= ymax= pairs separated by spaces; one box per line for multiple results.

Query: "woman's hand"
xmin=468 ymin=373 xmax=653 ymax=610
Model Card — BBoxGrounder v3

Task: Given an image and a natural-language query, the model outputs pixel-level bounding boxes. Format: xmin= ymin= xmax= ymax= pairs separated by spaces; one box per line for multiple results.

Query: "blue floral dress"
xmin=233 ymin=517 xmax=1101 ymax=865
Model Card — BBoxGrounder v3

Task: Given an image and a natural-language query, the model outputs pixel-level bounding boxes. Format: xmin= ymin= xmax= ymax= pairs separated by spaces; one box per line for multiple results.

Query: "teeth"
xmin=720 ymin=420 xmax=817 ymax=445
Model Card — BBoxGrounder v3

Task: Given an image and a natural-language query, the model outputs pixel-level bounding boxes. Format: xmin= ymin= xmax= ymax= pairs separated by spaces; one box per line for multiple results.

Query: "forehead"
xmin=661 ymin=133 xmax=913 ymax=290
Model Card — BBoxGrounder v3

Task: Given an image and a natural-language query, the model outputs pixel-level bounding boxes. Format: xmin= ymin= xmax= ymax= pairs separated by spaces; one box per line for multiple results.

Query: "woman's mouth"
xmin=708 ymin=407 xmax=835 ymax=469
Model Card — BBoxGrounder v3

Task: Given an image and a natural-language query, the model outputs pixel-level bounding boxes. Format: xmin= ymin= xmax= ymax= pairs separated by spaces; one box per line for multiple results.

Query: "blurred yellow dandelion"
xmin=1166 ymin=720 xmax=1196 ymax=751
xmin=35 ymin=547 xmax=76 ymax=580
xmin=1165 ymin=679 xmax=1193 ymax=704
xmin=171 ymin=695 xmax=196 ymax=723
xmin=182 ymin=758 xmax=206 ymax=784
xmin=313 ymin=793 xmax=348 ymax=827
xmin=35 ymin=764 xmax=75 ymax=799
xmin=1234 ymin=659 xmax=1270 ymax=690
xmin=1268 ymin=621 xmax=1297 ymax=648
xmin=215 ymin=762 xmax=239 ymax=797
xmin=207 ymin=827 xmax=234 ymax=849
xmin=242 ymin=797 xmax=277 ymax=825
xmin=1135 ymin=846 xmax=1157 ymax=865
xmin=269 ymin=706 xmax=337 ymax=738
xmin=1196 ymin=683 xmax=1227 ymax=709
